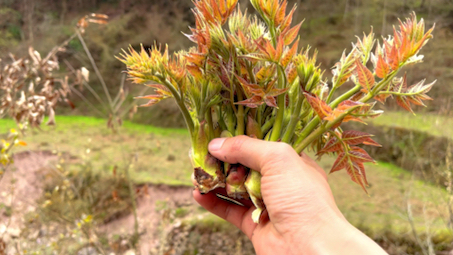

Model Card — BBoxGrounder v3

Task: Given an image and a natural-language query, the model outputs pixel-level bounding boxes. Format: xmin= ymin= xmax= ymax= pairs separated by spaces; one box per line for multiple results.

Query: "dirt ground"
xmin=0 ymin=151 xmax=59 ymax=244
xmin=0 ymin=151 xmax=254 ymax=255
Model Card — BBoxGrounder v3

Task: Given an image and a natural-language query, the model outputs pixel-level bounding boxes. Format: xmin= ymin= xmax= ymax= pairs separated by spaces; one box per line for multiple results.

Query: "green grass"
xmin=325 ymin=158 xmax=450 ymax=236
xmin=368 ymin=111 xmax=453 ymax=139
xmin=0 ymin=116 xmax=191 ymax=185
xmin=2 ymin=115 xmax=451 ymax=244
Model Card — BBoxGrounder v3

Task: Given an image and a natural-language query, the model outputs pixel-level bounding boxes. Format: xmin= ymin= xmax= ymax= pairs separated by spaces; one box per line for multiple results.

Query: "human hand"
xmin=193 ymin=136 xmax=388 ymax=255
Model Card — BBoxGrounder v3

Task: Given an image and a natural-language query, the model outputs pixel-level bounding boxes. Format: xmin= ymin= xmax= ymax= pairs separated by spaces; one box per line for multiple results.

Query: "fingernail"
xmin=209 ymin=138 xmax=226 ymax=151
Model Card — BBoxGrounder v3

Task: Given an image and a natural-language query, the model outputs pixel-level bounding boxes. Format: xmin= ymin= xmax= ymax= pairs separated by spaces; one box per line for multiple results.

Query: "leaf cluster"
xmin=119 ymin=0 xmax=435 ymax=192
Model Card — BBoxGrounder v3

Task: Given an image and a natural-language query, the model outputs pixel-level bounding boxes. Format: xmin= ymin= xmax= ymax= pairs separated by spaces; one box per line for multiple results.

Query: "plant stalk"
xmin=76 ymin=31 xmax=114 ymax=113
xmin=270 ymin=66 xmax=286 ymax=141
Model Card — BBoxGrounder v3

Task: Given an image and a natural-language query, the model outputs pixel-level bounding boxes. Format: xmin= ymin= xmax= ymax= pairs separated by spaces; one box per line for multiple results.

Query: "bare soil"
xmin=0 ymin=151 xmax=254 ymax=255
xmin=0 ymin=151 xmax=59 ymax=243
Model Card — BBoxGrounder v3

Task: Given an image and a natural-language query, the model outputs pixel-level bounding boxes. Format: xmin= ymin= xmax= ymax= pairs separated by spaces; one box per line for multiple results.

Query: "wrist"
xmin=289 ymin=212 xmax=388 ymax=255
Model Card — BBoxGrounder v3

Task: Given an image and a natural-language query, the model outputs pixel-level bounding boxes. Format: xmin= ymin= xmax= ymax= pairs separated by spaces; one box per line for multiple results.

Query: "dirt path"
xmin=0 ymin=151 xmax=221 ymax=254
xmin=101 ymin=184 xmax=195 ymax=254
xmin=0 ymin=151 xmax=58 ymax=244
xmin=0 ymin=151 xmax=255 ymax=255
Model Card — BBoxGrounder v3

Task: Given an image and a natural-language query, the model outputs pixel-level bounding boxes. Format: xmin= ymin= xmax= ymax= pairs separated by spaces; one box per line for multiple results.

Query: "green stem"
xmin=330 ymin=84 xmax=362 ymax=107
xmin=270 ymin=66 xmax=286 ymax=141
xmin=216 ymin=106 xmax=228 ymax=131
xmin=257 ymin=105 xmax=263 ymax=127
xmin=156 ymin=75 xmax=195 ymax=136
xmin=246 ymin=61 xmax=256 ymax=84
xmin=206 ymin=107 xmax=215 ymax=140
xmin=293 ymin=84 xmax=362 ymax=149
xmin=282 ymin=92 xmax=304 ymax=143
xmin=294 ymin=69 xmax=400 ymax=153
xmin=236 ymin=90 xmax=245 ymax=136
xmin=294 ymin=105 xmax=360 ymax=153
xmin=261 ymin=115 xmax=276 ymax=135
xmin=269 ymin=22 xmax=278 ymax=47
xmin=226 ymin=106 xmax=236 ymax=135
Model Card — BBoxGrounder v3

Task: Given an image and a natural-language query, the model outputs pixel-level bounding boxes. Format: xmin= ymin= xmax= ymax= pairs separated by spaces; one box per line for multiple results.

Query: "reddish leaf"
xmin=280 ymin=39 xmax=299 ymax=67
xmin=264 ymin=96 xmax=278 ymax=107
xmin=263 ymin=40 xmax=277 ymax=61
xmin=355 ymin=59 xmax=375 ymax=92
xmin=266 ymin=87 xmax=289 ymax=97
xmin=304 ymin=92 xmax=332 ymax=119
xmin=388 ymin=44 xmax=400 ymax=70
xmin=286 ymin=65 xmax=298 ymax=84
xmin=185 ymin=52 xmax=206 ymax=67
xmin=342 ymin=115 xmax=367 ymax=124
xmin=274 ymin=0 xmax=287 ymax=26
xmin=236 ymin=95 xmax=263 ymax=108
xmin=275 ymin=36 xmax=285 ymax=61
xmin=336 ymin=100 xmax=362 ymax=111
xmin=346 ymin=163 xmax=368 ymax=193
xmin=280 ymin=5 xmax=296 ymax=31
xmin=396 ymin=96 xmax=414 ymax=113
xmin=407 ymin=96 xmax=425 ymax=106
xmin=330 ymin=152 xmax=347 ymax=173
xmin=350 ymin=92 xmax=364 ymax=102
xmin=317 ymin=137 xmax=343 ymax=155
xmin=144 ymin=84 xmax=172 ymax=97
xmin=135 ymin=94 xmax=167 ymax=107
xmin=355 ymin=162 xmax=368 ymax=186
xmin=235 ymin=74 xmax=264 ymax=96
xmin=283 ymin=21 xmax=302 ymax=46
xmin=324 ymin=100 xmax=362 ymax=122
xmin=342 ymin=131 xmax=381 ymax=147
xmin=187 ymin=64 xmax=203 ymax=80
xmin=375 ymin=55 xmax=389 ymax=79
xmin=255 ymin=65 xmax=275 ymax=83
xmin=219 ymin=63 xmax=231 ymax=88
xmin=349 ymin=146 xmax=375 ymax=163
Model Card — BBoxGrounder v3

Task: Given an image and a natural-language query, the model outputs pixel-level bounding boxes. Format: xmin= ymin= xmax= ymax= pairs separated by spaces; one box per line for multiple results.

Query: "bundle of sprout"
xmin=119 ymin=0 xmax=435 ymax=223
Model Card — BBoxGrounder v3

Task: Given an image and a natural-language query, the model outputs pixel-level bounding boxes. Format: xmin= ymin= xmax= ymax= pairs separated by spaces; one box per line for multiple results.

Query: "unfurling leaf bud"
xmin=246 ymin=115 xmax=263 ymax=139
xmin=226 ymin=164 xmax=249 ymax=199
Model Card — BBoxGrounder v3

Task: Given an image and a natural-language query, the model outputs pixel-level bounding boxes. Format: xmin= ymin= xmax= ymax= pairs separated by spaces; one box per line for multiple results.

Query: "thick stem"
xmin=244 ymin=170 xmax=264 ymax=223
xmin=294 ymin=105 xmax=360 ymax=153
xmin=270 ymin=66 xmax=286 ymax=141
xmin=261 ymin=115 xmax=276 ymax=135
xmin=236 ymin=90 xmax=245 ymax=136
xmin=192 ymin=122 xmax=225 ymax=193
xmin=156 ymin=75 xmax=195 ymax=136
xmin=282 ymin=91 xmax=304 ymax=143
xmin=206 ymin=107 xmax=215 ymax=140
xmin=293 ymin=83 xmax=362 ymax=148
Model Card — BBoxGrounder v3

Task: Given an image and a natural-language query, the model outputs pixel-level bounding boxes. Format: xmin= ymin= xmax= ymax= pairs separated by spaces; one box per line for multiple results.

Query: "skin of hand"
xmin=192 ymin=135 xmax=388 ymax=255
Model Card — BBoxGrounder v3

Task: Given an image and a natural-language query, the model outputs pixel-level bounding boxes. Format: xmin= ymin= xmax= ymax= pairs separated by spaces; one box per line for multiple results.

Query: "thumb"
xmin=208 ymin=135 xmax=301 ymax=175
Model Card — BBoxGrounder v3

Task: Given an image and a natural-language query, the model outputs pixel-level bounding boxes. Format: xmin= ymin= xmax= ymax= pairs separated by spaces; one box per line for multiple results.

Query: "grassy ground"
xmin=1 ymin=115 xmax=451 ymax=251
xmin=367 ymin=111 xmax=453 ymax=139
xmin=0 ymin=116 xmax=191 ymax=186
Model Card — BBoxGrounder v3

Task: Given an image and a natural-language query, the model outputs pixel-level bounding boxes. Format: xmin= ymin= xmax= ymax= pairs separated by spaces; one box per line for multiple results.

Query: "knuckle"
xmin=272 ymin=142 xmax=294 ymax=158
xmin=229 ymin=135 xmax=247 ymax=153
xmin=262 ymin=142 xmax=297 ymax=172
